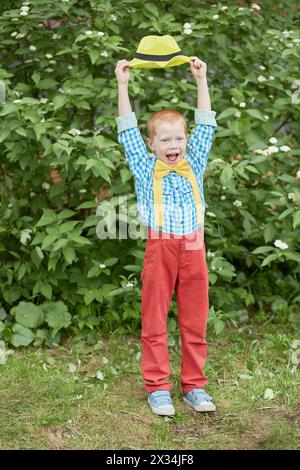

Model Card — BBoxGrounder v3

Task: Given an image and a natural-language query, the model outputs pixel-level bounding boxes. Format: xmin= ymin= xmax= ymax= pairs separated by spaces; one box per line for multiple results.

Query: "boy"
xmin=115 ymin=57 xmax=217 ymax=415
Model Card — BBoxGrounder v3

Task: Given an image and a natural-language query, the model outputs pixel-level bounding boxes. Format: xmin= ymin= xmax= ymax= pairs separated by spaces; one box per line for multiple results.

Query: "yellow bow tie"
xmin=153 ymin=158 xmax=203 ymax=230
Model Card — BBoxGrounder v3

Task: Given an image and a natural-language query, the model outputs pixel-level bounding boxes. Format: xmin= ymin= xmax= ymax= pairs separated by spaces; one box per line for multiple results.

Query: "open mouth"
xmin=166 ymin=152 xmax=180 ymax=163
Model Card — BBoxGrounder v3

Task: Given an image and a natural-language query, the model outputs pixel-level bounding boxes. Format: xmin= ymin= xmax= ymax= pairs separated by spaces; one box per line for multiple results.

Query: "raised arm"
xmin=114 ymin=60 xmax=148 ymax=183
xmin=185 ymin=57 xmax=217 ymax=174
xmin=189 ymin=56 xmax=211 ymax=111
xmin=115 ymin=59 xmax=132 ymax=116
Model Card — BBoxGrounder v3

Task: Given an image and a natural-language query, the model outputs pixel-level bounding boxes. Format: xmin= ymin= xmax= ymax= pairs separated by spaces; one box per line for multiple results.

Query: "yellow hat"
xmin=129 ymin=35 xmax=193 ymax=69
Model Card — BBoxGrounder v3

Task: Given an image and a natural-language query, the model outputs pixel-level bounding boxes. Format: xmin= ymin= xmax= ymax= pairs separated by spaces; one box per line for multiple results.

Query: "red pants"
xmin=141 ymin=227 xmax=209 ymax=395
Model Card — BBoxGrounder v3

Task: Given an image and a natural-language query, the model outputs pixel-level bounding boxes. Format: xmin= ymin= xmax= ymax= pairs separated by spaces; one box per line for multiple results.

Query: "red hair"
xmin=146 ymin=109 xmax=187 ymax=141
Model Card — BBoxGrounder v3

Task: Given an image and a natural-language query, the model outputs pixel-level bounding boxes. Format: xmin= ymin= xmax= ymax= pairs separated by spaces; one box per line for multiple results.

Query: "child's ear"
xmin=146 ymin=137 xmax=152 ymax=150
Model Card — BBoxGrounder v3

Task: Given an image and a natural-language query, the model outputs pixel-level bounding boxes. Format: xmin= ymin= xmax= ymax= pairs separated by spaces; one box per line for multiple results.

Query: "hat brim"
xmin=128 ymin=55 xmax=193 ymax=69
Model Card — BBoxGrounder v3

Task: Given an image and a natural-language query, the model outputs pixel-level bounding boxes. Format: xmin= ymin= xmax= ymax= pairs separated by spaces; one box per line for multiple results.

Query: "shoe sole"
xmin=183 ymin=397 xmax=216 ymax=412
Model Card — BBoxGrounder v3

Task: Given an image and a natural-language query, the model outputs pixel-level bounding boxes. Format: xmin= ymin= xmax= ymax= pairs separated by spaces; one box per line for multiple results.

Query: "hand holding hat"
xmin=115 ymin=59 xmax=131 ymax=85
xmin=189 ymin=56 xmax=207 ymax=80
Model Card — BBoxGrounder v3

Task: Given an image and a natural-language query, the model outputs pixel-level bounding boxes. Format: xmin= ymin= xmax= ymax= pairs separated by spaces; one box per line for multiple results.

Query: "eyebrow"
xmin=160 ymin=135 xmax=185 ymax=138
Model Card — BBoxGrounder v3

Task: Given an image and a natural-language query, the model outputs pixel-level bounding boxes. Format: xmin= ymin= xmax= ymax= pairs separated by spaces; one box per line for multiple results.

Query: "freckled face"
xmin=147 ymin=122 xmax=187 ymax=166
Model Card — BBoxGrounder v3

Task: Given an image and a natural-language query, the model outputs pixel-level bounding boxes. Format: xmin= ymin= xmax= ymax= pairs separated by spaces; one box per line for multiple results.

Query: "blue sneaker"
xmin=148 ymin=391 xmax=175 ymax=416
xmin=183 ymin=388 xmax=216 ymax=412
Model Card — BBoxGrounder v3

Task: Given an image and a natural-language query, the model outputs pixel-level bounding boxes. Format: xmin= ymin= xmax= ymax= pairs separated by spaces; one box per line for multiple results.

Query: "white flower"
xmin=221 ymin=195 xmax=226 ymax=200
xmin=99 ymin=263 xmax=106 ymax=268
xmin=267 ymin=145 xmax=279 ymax=154
xmin=258 ymin=75 xmax=266 ymax=82
xmin=20 ymin=11 xmax=29 ymax=16
xmin=171 ymin=97 xmax=178 ymax=103
xmin=268 ymin=75 xmax=275 ymax=80
xmin=29 ymin=45 xmax=36 ymax=51
xmin=251 ymin=3 xmax=261 ymax=9
xmin=79 ymin=189 xmax=87 ymax=193
xmin=13 ymin=99 xmax=21 ymax=104
xmin=239 ymin=102 xmax=246 ymax=108
xmin=259 ymin=65 xmax=266 ymax=70
xmin=68 ymin=128 xmax=81 ymax=136
xmin=264 ymin=115 xmax=269 ymax=120
xmin=68 ymin=65 xmax=73 ymax=70
xmin=207 ymin=211 xmax=216 ymax=217
xmin=207 ymin=251 xmax=215 ymax=258
xmin=212 ymin=15 xmax=219 ymax=19
xmin=296 ymin=170 xmax=300 ymax=179
xmin=280 ymin=145 xmax=290 ymax=152
xmin=97 ymin=31 xmax=105 ymax=36
xmin=52 ymin=34 xmax=58 ymax=39
xmin=85 ymin=30 xmax=93 ymax=36
xmin=42 ymin=182 xmax=50 ymax=190
xmin=282 ymin=30 xmax=290 ymax=38
xmin=100 ymin=51 xmax=108 ymax=57
xmin=183 ymin=22 xmax=191 ymax=28
xmin=288 ymin=193 xmax=296 ymax=202
xmin=111 ymin=15 xmax=117 ymax=21
xmin=221 ymin=6 xmax=228 ymax=10
xmin=235 ymin=111 xmax=241 ymax=118
xmin=126 ymin=282 xmax=134 ymax=288
xmin=274 ymin=239 xmax=288 ymax=250
xmin=11 ymin=31 xmax=18 ymax=37
xmin=184 ymin=28 xmax=193 ymax=35
xmin=269 ymin=137 xmax=277 ymax=144
xmin=233 ymin=200 xmax=242 ymax=207
xmin=148 ymin=76 xmax=154 ymax=81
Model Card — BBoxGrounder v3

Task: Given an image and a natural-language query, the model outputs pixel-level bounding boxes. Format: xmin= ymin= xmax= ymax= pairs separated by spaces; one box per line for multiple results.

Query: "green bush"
xmin=0 ymin=0 xmax=299 ymax=347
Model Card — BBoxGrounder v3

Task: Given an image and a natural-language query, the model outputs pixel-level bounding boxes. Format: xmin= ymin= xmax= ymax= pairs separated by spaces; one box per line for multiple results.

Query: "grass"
xmin=0 ymin=320 xmax=299 ymax=450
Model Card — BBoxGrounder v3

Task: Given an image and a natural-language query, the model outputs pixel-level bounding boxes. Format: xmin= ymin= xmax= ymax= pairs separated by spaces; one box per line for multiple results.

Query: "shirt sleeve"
xmin=115 ymin=111 xmax=149 ymax=183
xmin=185 ymin=108 xmax=217 ymax=174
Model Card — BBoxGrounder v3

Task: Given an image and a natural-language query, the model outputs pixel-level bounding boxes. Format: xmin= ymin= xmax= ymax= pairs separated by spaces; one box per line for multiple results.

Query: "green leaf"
xmin=11 ymin=324 xmax=35 ymax=347
xmin=216 ymin=108 xmax=238 ymax=120
xmin=124 ymin=265 xmax=141 ymax=272
xmin=69 ymin=235 xmax=92 ymax=245
xmin=63 ymin=246 xmax=76 ymax=264
xmin=252 ymin=246 xmax=274 ymax=254
xmin=220 ymin=165 xmax=233 ymax=187
xmin=41 ymin=301 xmax=71 ymax=332
xmin=36 ymin=210 xmax=57 ymax=227
xmin=292 ymin=210 xmax=300 ymax=229
xmin=246 ymin=109 xmax=267 ymax=121
xmin=261 ymin=253 xmax=281 ymax=267
xmin=11 ymin=301 xmax=44 ymax=328
xmin=88 ymin=49 xmax=99 ymax=65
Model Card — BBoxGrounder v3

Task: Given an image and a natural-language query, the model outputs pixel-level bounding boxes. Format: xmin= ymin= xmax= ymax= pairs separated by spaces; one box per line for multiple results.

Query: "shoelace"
xmin=190 ymin=389 xmax=213 ymax=402
xmin=150 ymin=392 xmax=172 ymax=406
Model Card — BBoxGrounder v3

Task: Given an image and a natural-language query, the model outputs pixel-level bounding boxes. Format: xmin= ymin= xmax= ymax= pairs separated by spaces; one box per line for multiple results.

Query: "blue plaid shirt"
xmin=115 ymin=108 xmax=217 ymax=235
